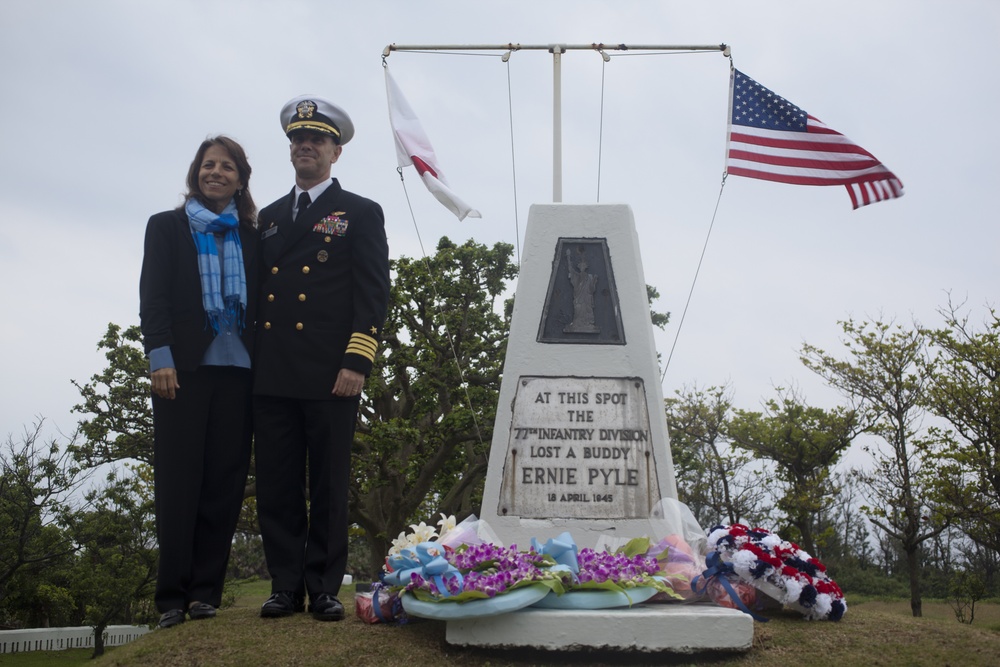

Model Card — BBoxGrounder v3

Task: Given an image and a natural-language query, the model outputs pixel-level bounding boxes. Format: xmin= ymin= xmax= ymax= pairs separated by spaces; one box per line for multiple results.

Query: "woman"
xmin=139 ymin=136 xmax=257 ymax=629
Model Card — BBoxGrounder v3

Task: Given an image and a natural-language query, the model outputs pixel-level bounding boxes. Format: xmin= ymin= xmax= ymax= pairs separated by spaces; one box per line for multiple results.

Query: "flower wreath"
xmin=376 ymin=516 xmax=686 ymax=621
xmin=697 ymin=524 xmax=846 ymax=622
xmin=382 ymin=516 xmax=565 ymax=604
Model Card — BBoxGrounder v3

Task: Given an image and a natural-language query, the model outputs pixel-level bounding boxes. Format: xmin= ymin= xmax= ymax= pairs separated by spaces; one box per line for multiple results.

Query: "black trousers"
xmin=152 ymin=366 xmax=252 ymax=612
xmin=253 ymin=395 xmax=357 ymax=600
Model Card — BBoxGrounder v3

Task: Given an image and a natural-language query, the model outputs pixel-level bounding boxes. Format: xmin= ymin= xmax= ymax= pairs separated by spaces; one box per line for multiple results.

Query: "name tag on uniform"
xmin=262 ymin=226 xmax=279 ymax=239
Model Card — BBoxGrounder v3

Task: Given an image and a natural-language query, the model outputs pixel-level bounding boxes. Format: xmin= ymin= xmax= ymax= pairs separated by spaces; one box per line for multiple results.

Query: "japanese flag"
xmin=385 ymin=68 xmax=481 ymax=221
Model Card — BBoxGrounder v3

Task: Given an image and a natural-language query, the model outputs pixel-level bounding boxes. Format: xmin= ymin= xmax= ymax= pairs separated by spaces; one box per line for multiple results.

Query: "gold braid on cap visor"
xmin=285 ymin=120 xmax=341 ymax=139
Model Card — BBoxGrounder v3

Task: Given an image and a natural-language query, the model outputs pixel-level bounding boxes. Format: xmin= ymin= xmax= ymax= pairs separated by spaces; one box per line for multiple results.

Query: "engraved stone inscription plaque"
xmin=498 ymin=376 xmax=659 ymax=519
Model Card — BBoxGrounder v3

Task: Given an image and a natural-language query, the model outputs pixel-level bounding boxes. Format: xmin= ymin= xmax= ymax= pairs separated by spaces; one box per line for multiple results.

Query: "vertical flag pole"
xmin=552 ymin=45 xmax=563 ymax=203
xmin=724 ymin=62 xmax=735 ymax=178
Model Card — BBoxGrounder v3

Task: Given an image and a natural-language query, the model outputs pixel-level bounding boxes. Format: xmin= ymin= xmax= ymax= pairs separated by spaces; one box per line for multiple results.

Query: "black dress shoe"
xmin=309 ymin=593 xmax=345 ymax=621
xmin=260 ymin=591 xmax=304 ymax=618
xmin=188 ymin=602 xmax=217 ymax=620
xmin=158 ymin=608 xmax=185 ymax=629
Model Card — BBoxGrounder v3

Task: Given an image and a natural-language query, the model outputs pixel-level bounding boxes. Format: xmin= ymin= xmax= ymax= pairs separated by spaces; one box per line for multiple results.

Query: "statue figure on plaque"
xmin=563 ymin=250 xmax=599 ymax=333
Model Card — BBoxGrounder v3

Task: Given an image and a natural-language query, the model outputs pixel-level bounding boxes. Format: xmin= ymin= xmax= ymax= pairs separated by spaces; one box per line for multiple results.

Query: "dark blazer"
xmin=139 ymin=208 xmax=258 ymax=370
xmin=253 ymin=179 xmax=390 ymax=400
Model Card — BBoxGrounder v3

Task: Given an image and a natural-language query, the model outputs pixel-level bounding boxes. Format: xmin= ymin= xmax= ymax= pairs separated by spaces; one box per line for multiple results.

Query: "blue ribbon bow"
xmin=531 ymin=531 xmax=580 ymax=575
xmin=691 ymin=552 xmax=769 ymax=622
xmin=382 ymin=542 xmax=464 ymax=598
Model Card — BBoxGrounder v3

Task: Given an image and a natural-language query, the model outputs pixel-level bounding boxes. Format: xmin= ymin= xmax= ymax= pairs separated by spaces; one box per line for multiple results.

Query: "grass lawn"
xmin=3 ymin=581 xmax=998 ymax=666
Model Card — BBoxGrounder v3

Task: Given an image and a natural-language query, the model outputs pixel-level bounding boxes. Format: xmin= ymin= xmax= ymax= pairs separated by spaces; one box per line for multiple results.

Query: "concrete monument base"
xmin=445 ymin=603 xmax=753 ymax=653
xmin=463 ymin=204 xmax=751 ymax=656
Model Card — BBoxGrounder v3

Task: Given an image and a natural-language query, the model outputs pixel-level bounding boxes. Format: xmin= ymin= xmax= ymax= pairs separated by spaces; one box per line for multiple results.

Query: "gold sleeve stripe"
xmin=345 ymin=344 xmax=376 ymax=362
xmin=346 ymin=333 xmax=379 ymax=362
xmin=346 ymin=339 xmax=377 ymax=355
xmin=349 ymin=333 xmax=378 ymax=350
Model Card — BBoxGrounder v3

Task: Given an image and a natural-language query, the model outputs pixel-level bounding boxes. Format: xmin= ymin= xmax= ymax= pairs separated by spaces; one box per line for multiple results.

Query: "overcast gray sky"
xmin=1 ymin=1 xmax=997 ymax=460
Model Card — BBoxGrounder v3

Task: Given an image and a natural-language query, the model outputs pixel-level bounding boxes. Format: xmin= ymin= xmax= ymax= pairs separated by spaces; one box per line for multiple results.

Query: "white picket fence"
xmin=0 ymin=625 xmax=150 ymax=654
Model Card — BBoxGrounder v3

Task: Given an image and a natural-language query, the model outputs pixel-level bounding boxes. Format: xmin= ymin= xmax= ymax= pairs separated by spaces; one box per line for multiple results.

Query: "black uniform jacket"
xmin=253 ymin=179 xmax=390 ymax=400
xmin=139 ymin=209 xmax=258 ymax=371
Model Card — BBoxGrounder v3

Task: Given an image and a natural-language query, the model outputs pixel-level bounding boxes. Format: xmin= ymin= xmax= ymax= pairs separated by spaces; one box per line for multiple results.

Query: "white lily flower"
xmin=389 ymin=531 xmax=409 ymax=556
xmin=408 ymin=521 xmax=437 ymax=543
xmin=437 ymin=513 xmax=457 ymax=535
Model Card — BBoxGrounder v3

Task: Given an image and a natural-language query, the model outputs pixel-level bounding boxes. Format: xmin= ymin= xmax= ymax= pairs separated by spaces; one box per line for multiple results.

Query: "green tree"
xmin=65 ymin=471 xmax=157 ymax=658
xmin=71 ymin=324 xmax=154 ymax=468
xmin=645 ymin=284 xmax=671 ymax=332
xmin=0 ymin=423 xmax=84 ymax=615
xmin=920 ymin=302 xmax=1000 ymax=555
xmin=947 ymin=568 xmax=987 ymax=624
xmin=802 ymin=318 xmax=945 ymax=617
xmin=0 ymin=524 xmax=78 ymax=629
xmin=664 ymin=384 xmax=769 ymax=529
xmin=350 ymin=237 xmax=517 ymax=577
xmin=728 ymin=388 xmax=859 ymax=556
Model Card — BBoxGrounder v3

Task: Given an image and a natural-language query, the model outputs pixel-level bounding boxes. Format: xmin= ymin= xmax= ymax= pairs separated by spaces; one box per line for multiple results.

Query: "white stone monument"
xmin=480 ymin=203 xmax=678 ymax=547
xmin=448 ymin=203 xmax=753 ymax=652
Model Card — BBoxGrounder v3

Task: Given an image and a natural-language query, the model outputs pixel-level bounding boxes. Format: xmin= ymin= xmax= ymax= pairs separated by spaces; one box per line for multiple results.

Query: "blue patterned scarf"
xmin=185 ymin=198 xmax=247 ymax=334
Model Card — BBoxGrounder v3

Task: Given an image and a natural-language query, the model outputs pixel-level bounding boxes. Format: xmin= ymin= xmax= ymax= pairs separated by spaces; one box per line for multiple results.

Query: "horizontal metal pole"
xmin=383 ymin=43 xmax=729 ymax=57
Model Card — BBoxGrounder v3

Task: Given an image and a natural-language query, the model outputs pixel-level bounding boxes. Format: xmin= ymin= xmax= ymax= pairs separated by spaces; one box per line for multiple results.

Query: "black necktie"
xmin=295 ymin=191 xmax=311 ymax=221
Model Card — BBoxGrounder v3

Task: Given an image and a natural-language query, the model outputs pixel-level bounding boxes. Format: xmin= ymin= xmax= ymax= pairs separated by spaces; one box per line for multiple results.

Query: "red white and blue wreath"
xmin=694 ymin=524 xmax=846 ymax=621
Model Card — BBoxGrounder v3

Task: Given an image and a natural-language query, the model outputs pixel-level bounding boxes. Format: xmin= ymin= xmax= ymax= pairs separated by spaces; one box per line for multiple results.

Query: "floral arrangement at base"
xmin=596 ymin=499 xmax=708 ymax=603
xmin=379 ymin=516 xmax=692 ymax=619
xmin=696 ymin=524 xmax=846 ymax=622
xmin=400 ymin=540 xmax=566 ymax=603
xmin=381 ymin=515 xmax=563 ymax=610
xmin=530 ymin=533 xmax=679 ymax=608
xmin=381 ymin=516 xmax=566 ymax=619
xmin=358 ymin=514 xmax=474 ymax=623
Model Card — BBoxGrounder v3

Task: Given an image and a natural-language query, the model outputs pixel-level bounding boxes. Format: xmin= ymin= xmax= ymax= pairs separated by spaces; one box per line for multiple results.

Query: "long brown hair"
xmin=184 ymin=135 xmax=257 ymax=227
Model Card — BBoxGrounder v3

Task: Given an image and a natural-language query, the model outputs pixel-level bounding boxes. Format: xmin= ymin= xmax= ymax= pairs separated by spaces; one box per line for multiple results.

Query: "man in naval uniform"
xmin=254 ymin=95 xmax=390 ymax=621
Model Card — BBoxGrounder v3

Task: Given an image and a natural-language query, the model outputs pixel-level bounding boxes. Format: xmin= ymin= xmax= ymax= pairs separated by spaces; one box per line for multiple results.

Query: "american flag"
xmin=727 ymin=69 xmax=903 ymax=209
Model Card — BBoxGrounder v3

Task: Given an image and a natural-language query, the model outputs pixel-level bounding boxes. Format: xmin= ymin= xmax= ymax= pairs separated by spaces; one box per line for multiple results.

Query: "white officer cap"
xmin=280 ymin=95 xmax=355 ymax=145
